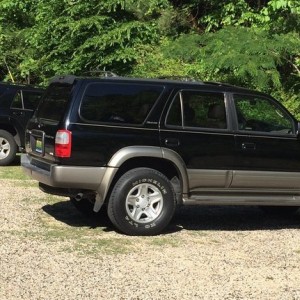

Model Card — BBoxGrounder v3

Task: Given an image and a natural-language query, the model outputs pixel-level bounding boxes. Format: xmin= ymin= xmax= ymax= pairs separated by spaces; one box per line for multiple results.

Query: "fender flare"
xmin=93 ymin=146 xmax=188 ymax=212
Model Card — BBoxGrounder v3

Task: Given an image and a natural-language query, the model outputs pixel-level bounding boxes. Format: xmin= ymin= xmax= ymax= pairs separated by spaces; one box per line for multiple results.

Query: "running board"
xmin=183 ymin=194 xmax=300 ymax=206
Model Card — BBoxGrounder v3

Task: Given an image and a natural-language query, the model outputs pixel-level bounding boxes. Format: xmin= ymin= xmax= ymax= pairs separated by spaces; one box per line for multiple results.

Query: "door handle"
xmin=165 ymin=138 xmax=180 ymax=147
xmin=242 ymin=142 xmax=256 ymax=150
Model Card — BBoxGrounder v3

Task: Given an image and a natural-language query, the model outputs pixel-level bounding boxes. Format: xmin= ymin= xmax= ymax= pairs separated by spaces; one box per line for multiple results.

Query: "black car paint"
xmin=0 ymin=83 xmax=44 ymax=151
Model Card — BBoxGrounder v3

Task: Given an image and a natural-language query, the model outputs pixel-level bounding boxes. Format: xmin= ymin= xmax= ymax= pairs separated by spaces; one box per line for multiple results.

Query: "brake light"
xmin=55 ymin=130 xmax=72 ymax=158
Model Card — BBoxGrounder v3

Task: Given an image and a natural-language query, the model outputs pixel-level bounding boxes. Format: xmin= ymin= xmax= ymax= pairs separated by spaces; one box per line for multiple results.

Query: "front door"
xmin=231 ymin=93 xmax=300 ymax=189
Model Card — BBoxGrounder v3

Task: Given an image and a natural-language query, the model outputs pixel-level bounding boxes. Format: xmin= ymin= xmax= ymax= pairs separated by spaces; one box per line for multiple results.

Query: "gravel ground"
xmin=1 ymin=179 xmax=300 ymax=300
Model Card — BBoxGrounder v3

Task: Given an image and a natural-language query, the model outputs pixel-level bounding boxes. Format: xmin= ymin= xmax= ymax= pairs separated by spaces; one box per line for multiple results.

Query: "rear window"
xmin=11 ymin=90 xmax=43 ymax=110
xmin=80 ymin=83 xmax=164 ymax=125
xmin=36 ymin=84 xmax=72 ymax=122
xmin=0 ymin=86 xmax=15 ymax=108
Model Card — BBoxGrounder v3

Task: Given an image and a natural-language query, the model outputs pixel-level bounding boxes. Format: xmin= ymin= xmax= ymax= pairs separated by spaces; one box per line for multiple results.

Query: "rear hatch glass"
xmin=36 ymin=84 xmax=73 ymax=123
xmin=28 ymin=83 xmax=73 ymax=162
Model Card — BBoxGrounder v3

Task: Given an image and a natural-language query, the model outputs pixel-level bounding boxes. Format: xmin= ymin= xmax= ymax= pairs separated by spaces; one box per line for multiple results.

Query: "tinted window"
xmin=0 ymin=87 xmax=15 ymax=108
xmin=80 ymin=83 xmax=164 ymax=125
xmin=167 ymin=94 xmax=182 ymax=126
xmin=234 ymin=95 xmax=294 ymax=134
xmin=36 ymin=85 xmax=72 ymax=122
xmin=23 ymin=91 xmax=42 ymax=110
xmin=166 ymin=91 xmax=227 ymax=129
xmin=11 ymin=90 xmax=23 ymax=109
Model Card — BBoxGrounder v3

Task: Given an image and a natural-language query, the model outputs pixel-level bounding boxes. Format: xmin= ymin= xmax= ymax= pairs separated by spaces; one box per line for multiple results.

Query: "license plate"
xmin=35 ymin=139 xmax=43 ymax=153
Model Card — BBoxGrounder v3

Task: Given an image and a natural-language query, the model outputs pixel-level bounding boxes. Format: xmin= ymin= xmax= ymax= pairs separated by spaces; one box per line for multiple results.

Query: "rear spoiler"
xmin=49 ymin=75 xmax=77 ymax=85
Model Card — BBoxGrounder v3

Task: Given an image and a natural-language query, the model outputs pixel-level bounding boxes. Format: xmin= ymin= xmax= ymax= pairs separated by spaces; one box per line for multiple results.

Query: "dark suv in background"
xmin=0 ymin=82 xmax=44 ymax=165
xmin=22 ymin=75 xmax=300 ymax=235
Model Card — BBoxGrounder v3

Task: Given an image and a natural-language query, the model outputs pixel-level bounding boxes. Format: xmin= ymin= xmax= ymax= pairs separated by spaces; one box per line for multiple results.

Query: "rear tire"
xmin=107 ymin=168 xmax=177 ymax=236
xmin=0 ymin=130 xmax=17 ymax=166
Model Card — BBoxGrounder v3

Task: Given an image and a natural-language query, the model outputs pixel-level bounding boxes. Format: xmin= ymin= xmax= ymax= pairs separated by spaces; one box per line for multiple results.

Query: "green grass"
xmin=0 ymin=165 xmax=31 ymax=180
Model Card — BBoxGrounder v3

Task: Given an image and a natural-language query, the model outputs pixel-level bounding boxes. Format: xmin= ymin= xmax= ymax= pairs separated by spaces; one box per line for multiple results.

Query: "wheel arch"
xmin=0 ymin=123 xmax=20 ymax=147
xmin=94 ymin=146 xmax=189 ymax=212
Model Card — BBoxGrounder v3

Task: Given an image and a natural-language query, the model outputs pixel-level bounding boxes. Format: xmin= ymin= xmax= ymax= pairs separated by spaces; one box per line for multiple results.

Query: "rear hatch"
xmin=26 ymin=77 xmax=76 ymax=165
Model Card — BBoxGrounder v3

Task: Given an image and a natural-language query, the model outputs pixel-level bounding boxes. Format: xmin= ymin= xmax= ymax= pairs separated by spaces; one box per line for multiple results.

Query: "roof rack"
xmin=158 ymin=76 xmax=202 ymax=83
xmin=204 ymin=81 xmax=237 ymax=88
xmin=83 ymin=70 xmax=118 ymax=78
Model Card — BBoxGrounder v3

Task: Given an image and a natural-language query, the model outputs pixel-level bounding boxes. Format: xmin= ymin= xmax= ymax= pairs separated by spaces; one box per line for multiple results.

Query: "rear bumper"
xmin=21 ymin=154 xmax=107 ymax=190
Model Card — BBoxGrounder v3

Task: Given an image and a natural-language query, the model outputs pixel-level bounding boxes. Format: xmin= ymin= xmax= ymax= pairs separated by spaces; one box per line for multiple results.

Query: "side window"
xmin=166 ymin=94 xmax=182 ymax=127
xmin=166 ymin=90 xmax=227 ymax=129
xmin=80 ymin=83 xmax=164 ymax=125
xmin=11 ymin=90 xmax=23 ymax=109
xmin=234 ymin=95 xmax=294 ymax=134
xmin=23 ymin=91 xmax=42 ymax=110
xmin=11 ymin=90 xmax=42 ymax=110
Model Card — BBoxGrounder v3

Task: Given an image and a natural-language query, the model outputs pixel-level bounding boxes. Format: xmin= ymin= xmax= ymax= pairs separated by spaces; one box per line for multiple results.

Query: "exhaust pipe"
xmin=74 ymin=193 xmax=84 ymax=201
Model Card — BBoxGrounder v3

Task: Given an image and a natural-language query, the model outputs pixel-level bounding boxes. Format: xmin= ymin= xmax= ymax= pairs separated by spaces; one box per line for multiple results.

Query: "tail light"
xmin=55 ymin=130 xmax=72 ymax=158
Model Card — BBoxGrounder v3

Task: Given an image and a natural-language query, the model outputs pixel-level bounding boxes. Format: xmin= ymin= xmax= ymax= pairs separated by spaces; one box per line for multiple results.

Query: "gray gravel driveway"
xmin=1 ymin=180 xmax=300 ymax=299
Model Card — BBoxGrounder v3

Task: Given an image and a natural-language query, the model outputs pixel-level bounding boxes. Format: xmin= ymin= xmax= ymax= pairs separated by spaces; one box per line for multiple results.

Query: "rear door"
xmin=160 ymin=89 xmax=236 ymax=191
xmin=10 ymin=89 xmax=43 ymax=146
xmin=72 ymin=81 xmax=165 ymax=166
xmin=10 ymin=90 xmax=43 ymax=126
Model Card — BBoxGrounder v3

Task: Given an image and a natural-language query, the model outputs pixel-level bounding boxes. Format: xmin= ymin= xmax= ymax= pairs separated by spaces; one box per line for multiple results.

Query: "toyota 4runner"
xmin=22 ymin=75 xmax=300 ymax=235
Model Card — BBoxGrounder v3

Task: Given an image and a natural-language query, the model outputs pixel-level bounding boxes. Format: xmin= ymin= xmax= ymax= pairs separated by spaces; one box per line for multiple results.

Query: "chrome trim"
xmin=70 ymin=122 xmax=158 ymax=131
xmin=234 ymin=133 xmax=296 ymax=140
xmin=160 ymin=128 xmax=232 ymax=135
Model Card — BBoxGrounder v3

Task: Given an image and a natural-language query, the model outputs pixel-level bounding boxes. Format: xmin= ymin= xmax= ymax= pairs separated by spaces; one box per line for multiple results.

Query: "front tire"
xmin=0 ymin=130 xmax=17 ymax=166
xmin=107 ymin=168 xmax=177 ymax=236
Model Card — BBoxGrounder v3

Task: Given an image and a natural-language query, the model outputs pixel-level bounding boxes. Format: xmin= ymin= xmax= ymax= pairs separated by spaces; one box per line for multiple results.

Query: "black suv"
xmin=0 ymin=82 xmax=44 ymax=165
xmin=22 ymin=75 xmax=300 ymax=235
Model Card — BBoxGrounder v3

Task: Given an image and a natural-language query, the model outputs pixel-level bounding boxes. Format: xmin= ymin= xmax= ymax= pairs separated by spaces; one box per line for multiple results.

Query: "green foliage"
xmin=180 ymin=0 xmax=300 ymax=33
xmin=0 ymin=0 xmax=171 ymax=83
xmin=0 ymin=0 xmax=298 ymax=116
xmin=133 ymin=27 xmax=299 ymax=92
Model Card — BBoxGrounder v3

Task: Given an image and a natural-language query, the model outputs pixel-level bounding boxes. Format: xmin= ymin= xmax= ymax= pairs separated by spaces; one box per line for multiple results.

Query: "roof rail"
xmin=83 ymin=70 xmax=118 ymax=78
xmin=204 ymin=81 xmax=237 ymax=88
xmin=158 ymin=76 xmax=202 ymax=83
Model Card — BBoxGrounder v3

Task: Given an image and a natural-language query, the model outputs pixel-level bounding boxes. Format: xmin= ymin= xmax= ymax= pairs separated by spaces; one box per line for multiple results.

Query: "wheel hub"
xmin=137 ymin=195 xmax=149 ymax=209
xmin=126 ymin=183 xmax=163 ymax=223
xmin=0 ymin=138 xmax=10 ymax=159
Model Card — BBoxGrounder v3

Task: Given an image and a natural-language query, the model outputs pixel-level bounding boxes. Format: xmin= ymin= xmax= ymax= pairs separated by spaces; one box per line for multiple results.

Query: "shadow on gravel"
xmin=42 ymin=200 xmax=300 ymax=234
xmin=170 ymin=205 xmax=300 ymax=232
xmin=42 ymin=200 xmax=114 ymax=232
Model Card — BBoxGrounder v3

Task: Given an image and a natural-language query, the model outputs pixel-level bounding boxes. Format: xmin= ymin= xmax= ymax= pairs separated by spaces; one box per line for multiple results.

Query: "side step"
xmin=183 ymin=193 xmax=300 ymax=206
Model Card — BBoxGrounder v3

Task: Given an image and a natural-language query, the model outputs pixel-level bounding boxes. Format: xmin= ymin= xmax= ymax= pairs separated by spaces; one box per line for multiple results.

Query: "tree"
xmin=19 ymin=0 xmax=171 ymax=84
xmin=132 ymin=0 xmax=300 ymax=116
